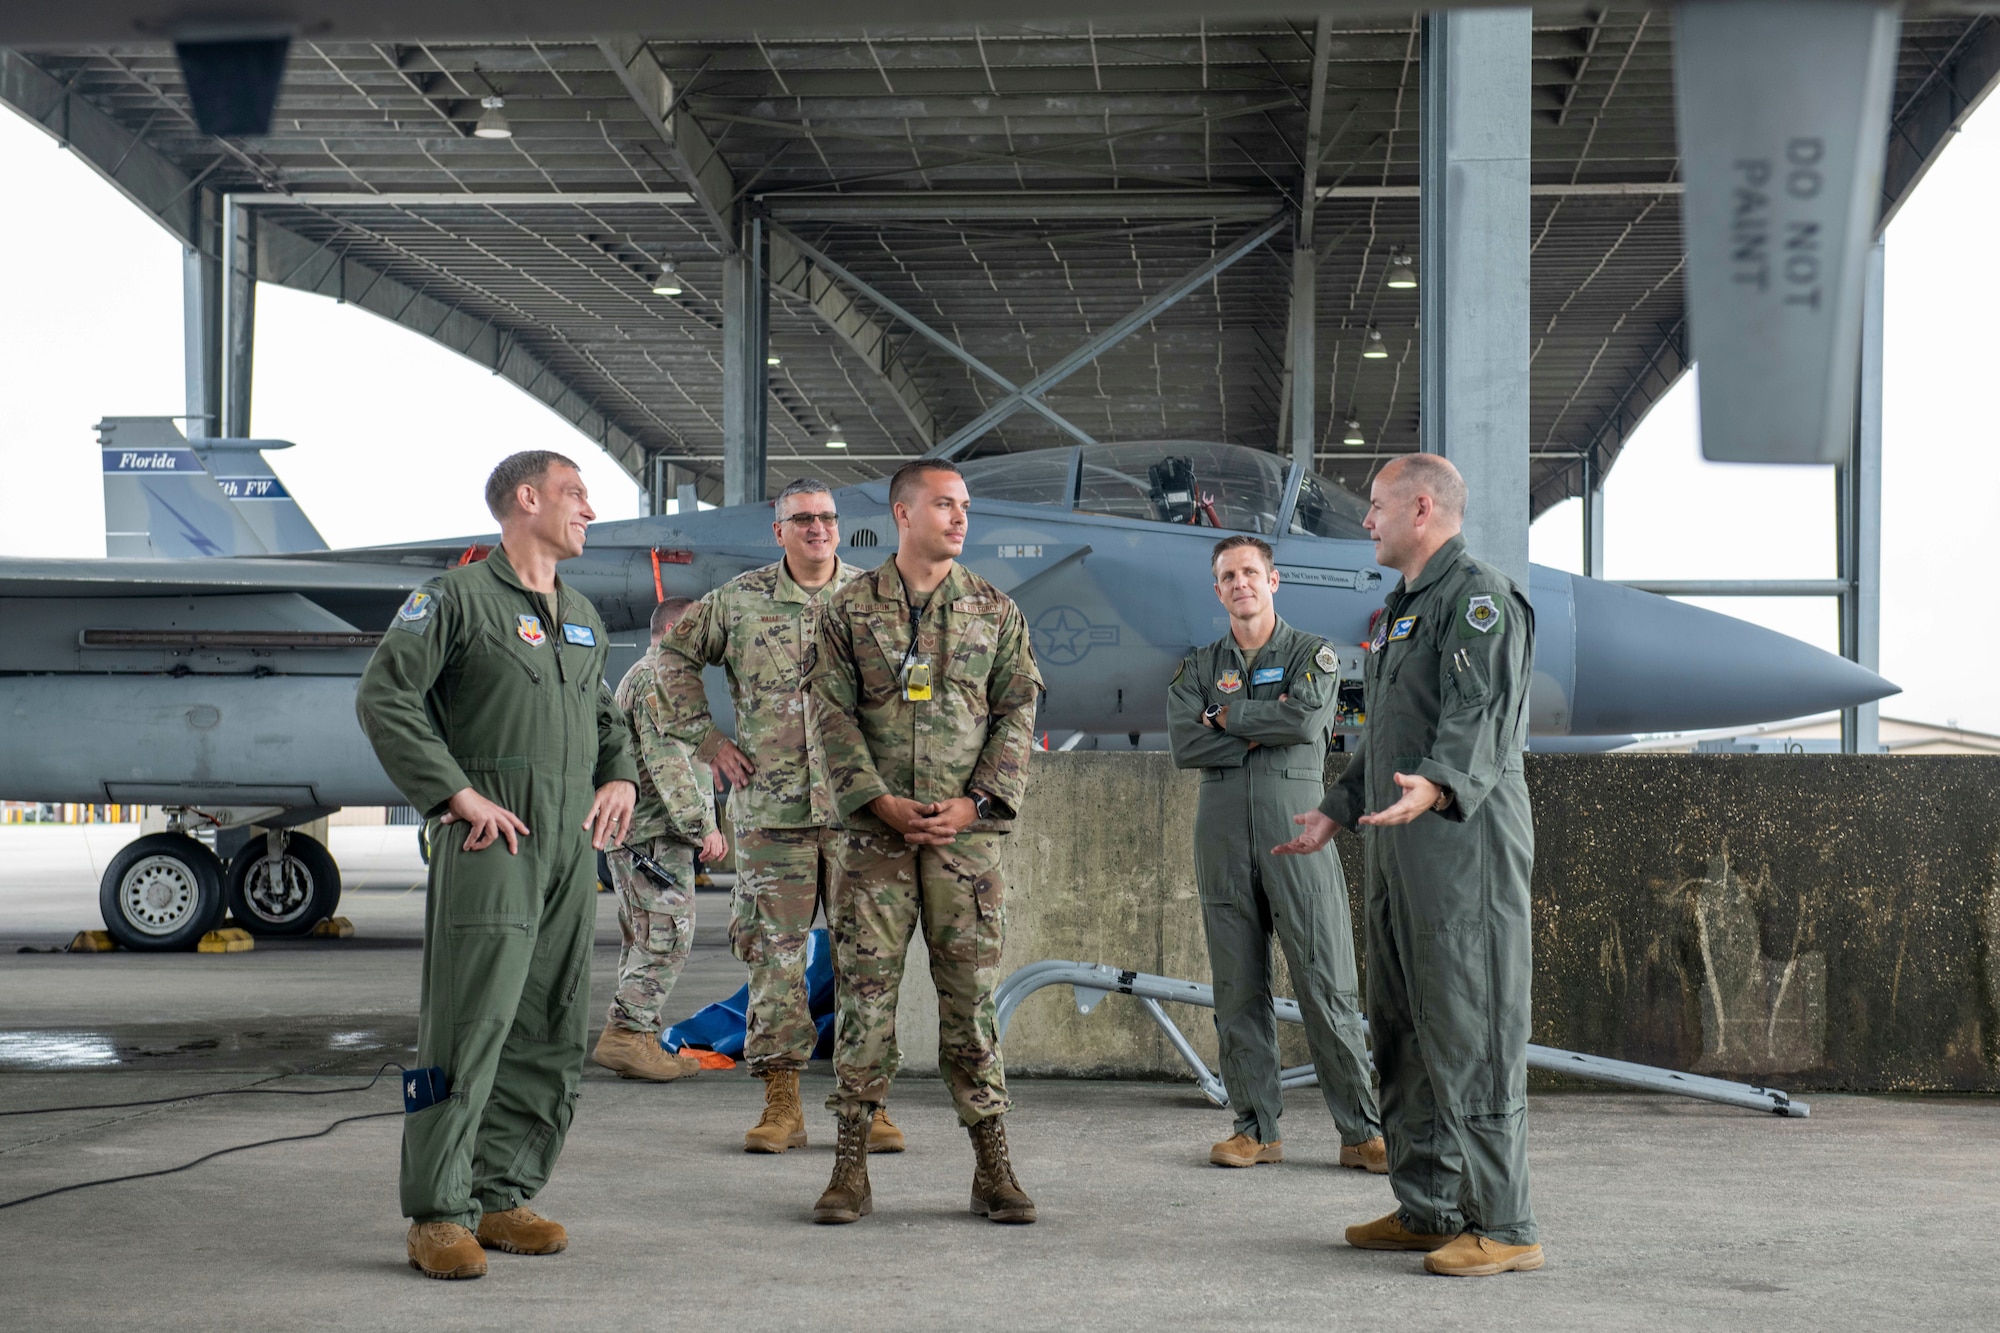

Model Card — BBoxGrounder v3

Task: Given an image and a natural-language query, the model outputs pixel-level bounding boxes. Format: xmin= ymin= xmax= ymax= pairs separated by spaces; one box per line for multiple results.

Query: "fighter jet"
xmin=0 ymin=421 xmax=1893 ymax=950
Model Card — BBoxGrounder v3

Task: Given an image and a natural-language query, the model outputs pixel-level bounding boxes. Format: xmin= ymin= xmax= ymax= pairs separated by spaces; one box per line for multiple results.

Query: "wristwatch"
xmin=1431 ymin=785 xmax=1455 ymax=812
xmin=1202 ymin=703 xmax=1225 ymax=730
xmin=970 ymin=790 xmax=996 ymax=821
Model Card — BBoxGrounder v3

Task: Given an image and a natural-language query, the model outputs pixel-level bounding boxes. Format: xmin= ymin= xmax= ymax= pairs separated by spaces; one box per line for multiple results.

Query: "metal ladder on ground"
xmin=993 ymin=960 xmax=1809 ymax=1118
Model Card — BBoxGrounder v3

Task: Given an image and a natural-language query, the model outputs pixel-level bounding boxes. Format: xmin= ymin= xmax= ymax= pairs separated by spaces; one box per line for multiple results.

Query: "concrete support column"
xmin=1419 ymin=9 xmax=1533 ymax=586
xmin=1840 ymin=240 xmax=1884 ymax=754
xmin=182 ymin=189 xmax=224 ymax=440
xmin=222 ymin=198 xmax=257 ymax=439
xmin=1581 ymin=448 xmax=1606 ymax=578
xmin=722 ymin=215 xmax=770 ymax=507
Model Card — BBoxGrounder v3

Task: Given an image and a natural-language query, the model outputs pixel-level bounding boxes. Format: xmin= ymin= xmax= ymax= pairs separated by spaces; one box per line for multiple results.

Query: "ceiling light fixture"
xmin=474 ymin=95 xmax=512 ymax=140
xmin=766 ymin=354 xmax=782 ymax=367
xmin=1362 ymin=327 xmax=1388 ymax=359
xmin=825 ymin=420 xmax=847 ymax=449
xmin=1385 ymin=251 xmax=1417 ymax=289
xmin=651 ymin=260 xmax=681 ymax=297
xmin=1343 ymin=418 xmax=1365 ymax=446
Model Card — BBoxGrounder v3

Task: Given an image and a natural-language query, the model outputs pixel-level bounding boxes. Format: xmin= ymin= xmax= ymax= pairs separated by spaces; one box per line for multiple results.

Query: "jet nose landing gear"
xmin=225 ymin=830 xmax=341 ymax=938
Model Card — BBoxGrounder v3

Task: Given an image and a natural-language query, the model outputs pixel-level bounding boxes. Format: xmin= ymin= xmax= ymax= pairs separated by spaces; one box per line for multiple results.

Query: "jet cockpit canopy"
xmin=957 ymin=441 xmax=1369 ymax=541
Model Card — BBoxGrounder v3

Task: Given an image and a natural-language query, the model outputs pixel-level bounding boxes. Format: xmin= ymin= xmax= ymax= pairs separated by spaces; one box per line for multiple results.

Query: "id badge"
xmin=902 ymin=656 xmax=934 ymax=701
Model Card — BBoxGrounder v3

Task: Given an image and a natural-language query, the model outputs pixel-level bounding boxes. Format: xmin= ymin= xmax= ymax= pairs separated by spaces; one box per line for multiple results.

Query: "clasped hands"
xmin=870 ymin=793 xmax=980 ymax=846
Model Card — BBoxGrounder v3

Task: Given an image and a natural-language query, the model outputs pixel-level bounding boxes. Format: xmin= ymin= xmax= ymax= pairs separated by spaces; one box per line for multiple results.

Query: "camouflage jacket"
xmin=655 ymin=557 xmax=863 ymax=830
xmin=615 ymin=646 xmax=718 ymax=846
xmin=807 ymin=557 xmax=1043 ymax=836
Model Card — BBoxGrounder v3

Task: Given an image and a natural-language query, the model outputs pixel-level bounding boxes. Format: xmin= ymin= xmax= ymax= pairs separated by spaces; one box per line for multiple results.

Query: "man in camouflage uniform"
xmin=655 ymin=478 xmax=905 ymax=1154
xmin=1276 ymin=455 xmax=1543 ymax=1277
xmin=805 ymin=459 xmax=1044 ymax=1227
xmin=591 ymin=595 xmax=728 ymax=1082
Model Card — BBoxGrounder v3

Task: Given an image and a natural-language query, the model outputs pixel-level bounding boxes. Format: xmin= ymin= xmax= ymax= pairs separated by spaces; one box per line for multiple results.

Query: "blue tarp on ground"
xmin=663 ymin=926 xmax=835 ymax=1059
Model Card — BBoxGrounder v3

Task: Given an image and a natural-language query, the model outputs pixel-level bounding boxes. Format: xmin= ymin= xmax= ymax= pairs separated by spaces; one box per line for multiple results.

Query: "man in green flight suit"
xmin=1167 ymin=534 xmax=1385 ymax=1173
xmin=1275 ymin=454 xmax=1542 ymax=1277
xmin=357 ymin=450 xmax=638 ymax=1281
xmin=591 ymin=595 xmax=728 ymax=1083
xmin=805 ymin=459 xmax=1044 ymax=1227
xmin=655 ymin=477 xmax=906 ymax=1156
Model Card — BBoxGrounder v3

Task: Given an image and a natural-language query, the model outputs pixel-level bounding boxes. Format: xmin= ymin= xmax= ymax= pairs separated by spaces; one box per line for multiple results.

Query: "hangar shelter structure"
xmin=2 ymin=7 xmax=1994 ymax=757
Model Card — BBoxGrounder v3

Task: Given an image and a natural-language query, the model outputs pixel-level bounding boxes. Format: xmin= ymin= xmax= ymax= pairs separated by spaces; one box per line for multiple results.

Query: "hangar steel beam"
xmin=1284 ymin=14 xmax=1334 ymax=473
xmin=1420 ymin=8 xmax=1533 ymax=587
xmin=767 ymin=229 xmax=941 ymax=449
xmin=0 ymin=50 xmax=202 ymax=249
xmin=222 ymin=198 xmax=257 ymax=438
xmin=1580 ymin=448 xmax=1606 ymax=579
xmin=771 ymin=227 xmax=1084 ymax=447
xmin=721 ymin=217 xmax=769 ymax=506
xmin=183 ymin=190 xmax=223 ymax=441
xmin=1839 ymin=240 xmax=1884 ymax=755
xmin=596 ymin=35 xmax=739 ymax=252
xmin=924 ymin=216 xmax=1288 ymax=461
xmin=1879 ymin=16 xmax=2000 ymax=227
xmin=253 ymin=217 xmax=661 ymax=482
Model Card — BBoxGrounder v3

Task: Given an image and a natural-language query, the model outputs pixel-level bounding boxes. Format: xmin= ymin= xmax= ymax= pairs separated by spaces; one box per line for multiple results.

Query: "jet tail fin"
xmin=98 ymin=417 xmax=270 ymax=559
xmin=188 ymin=438 xmax=329 ymax=552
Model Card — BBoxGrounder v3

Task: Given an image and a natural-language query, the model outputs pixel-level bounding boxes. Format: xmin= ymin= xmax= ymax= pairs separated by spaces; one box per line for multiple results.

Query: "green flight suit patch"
xmin=391 ymin=585 xmax=440 ymax=635
xmin=1459 ymin=593 xmax=1503 ymax=638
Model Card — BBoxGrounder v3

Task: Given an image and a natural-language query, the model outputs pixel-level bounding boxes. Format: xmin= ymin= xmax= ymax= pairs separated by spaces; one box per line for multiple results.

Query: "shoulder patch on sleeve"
xmin=391 ymin=585 xmax=440 ymax=635
xmin=1459 ymin=593 xmax=1503 ymax=638
xmin=1314 ymin=641 xmax=1339 ymax=673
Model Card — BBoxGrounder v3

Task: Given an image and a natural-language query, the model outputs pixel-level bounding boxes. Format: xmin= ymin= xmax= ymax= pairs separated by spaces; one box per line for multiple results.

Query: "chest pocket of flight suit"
xmin=475 ymin=626 xmax=543 ymax=685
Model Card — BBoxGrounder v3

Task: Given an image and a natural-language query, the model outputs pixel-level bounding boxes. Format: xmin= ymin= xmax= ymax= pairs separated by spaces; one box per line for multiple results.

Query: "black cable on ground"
xmin=0 ymin=1109 xmax=401 ymax=1211
xmin=0 ymin=1062 xmax=408 ymax=1117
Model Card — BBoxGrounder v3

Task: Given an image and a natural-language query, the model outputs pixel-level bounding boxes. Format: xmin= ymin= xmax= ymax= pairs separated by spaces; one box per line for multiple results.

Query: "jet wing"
xmin=0 ymin=554 xmax=433 ymax=599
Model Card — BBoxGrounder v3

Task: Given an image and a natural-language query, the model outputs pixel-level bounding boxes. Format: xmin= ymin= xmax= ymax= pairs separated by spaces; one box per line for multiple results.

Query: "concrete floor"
xmin=2 ymin=825 xmax=1997 ymax=1331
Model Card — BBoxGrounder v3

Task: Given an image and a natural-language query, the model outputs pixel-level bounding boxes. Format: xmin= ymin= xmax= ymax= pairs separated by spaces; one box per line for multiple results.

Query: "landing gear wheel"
xmin=226 ymin=832 xmax=342 ymax=937
xmin=99 ymin=833 xmax=227 ymax=952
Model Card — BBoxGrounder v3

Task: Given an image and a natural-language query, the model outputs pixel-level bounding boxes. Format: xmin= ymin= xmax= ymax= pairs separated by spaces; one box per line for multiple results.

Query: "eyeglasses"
xmin=780 ymin=512 xmax=840 ymax=529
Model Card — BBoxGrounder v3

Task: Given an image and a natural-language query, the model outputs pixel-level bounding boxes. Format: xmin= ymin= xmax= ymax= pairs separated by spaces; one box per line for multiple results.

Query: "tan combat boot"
xmin=475 ymin=1207 xmax=568 ymax=1255
xmin=968 ymin=1116 xmax=1037 ymax=1224
xmin=744 ymin=1068 xmax=808 ymax=1153
xmin=591 ymin=1026 xmax=701 ymax=1081
xmin=1424 ymin=1233 xmax=1546 ymax=1276
xmin=1339 ymin=1136 xmax=1389 ymax=1174
xmin=1344 ymin=1211 xmax=1454 ymax=1251
xmin=812 ymin=1110 xmax=873 ymax=1224
xmin=406 ymin=1221 xmax=486 ymax=1280
xmin=1209 ymin=1132 xmax=1283 ymax=1167
xmin=867 ymin=1104 xmax=906 ymax=1153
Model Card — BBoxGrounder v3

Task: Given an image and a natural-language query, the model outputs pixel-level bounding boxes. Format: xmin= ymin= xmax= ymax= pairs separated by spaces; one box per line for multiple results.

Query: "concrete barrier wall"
xmin=892 ymin=752 xmax=2000 ymax=1092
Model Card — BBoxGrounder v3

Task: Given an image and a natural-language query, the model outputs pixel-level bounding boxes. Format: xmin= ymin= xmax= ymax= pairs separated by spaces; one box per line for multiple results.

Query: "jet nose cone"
xmin=1566 ymin=575 xmax=1898 ymax=735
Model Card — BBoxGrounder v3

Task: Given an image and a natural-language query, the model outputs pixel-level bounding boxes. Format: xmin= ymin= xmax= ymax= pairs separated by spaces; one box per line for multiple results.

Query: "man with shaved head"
xmin=1275 ymin=453 xmax=1543 ymax=1277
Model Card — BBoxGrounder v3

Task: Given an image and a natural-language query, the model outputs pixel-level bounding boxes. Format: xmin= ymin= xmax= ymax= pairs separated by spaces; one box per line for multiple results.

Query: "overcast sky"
xmin=1 ymin=95 xmax=1994 ymax=734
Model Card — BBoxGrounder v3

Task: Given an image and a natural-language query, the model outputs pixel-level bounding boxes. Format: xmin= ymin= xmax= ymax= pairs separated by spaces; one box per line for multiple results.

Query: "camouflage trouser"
xmin=827 ymin=829 xmax=1008 ymax=1127
xmin=731 ymin=825 xmax=844 ymax=1074
xmin=604 ymin=837 xmax=695 ymax=1034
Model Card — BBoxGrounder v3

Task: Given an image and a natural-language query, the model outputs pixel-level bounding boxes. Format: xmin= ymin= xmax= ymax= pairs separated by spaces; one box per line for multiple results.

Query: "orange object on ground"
xmin=676 ymin=1047 xmax=737 ymax=1071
